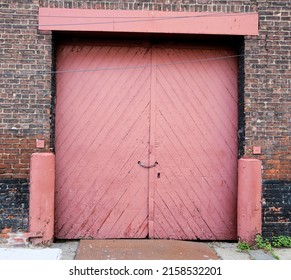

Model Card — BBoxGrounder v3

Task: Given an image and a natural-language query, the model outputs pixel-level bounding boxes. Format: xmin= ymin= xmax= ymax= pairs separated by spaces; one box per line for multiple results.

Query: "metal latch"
xmin=137 ymin=161 xmax=158 ymax=168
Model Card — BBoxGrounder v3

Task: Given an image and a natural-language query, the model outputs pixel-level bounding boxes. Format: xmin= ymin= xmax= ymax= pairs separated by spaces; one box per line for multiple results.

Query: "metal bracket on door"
xmin=137 ymin=161 xmax=158 ymax=168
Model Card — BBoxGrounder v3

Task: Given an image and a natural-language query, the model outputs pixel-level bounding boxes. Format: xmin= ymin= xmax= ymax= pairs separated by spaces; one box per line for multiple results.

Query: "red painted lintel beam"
xmin=39 ymin=8 xmax=258 ymax=36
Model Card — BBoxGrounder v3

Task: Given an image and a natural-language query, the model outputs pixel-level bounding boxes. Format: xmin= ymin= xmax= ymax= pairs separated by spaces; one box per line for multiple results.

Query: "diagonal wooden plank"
xmin=115 ymin=205 xmax=149 ymax=238
xmin=155 ymin=63 xmax=237 ymax=190
xmin=56 ymin=64 xmax=153 ymax=236
xmin=56 ymin=114 xmax=150 ymax=238
xmin=154 ymin=148 xmax=220 ymax=239
xmin=156 ymin=49 xmax=238 ymax=177
xmin=187 ymin=49 xmax=238 ymax=129
xmin=56 ymin=70 xmax=151 ymax=207
xmin=56 ymin=45 xmax=112 ymax=125
xmin=55 ymin=43 xmax=151 ymax=239
xmin=56 ymin=46 xmax=150 ymax=160
xmin=55 ymin=42 xmax=238 ymax=241
xmin=156 ymin=82 xmax=236 ymax=201
xmin=157 ymin=47 xmax=237 ymax=136
xmin=55 ymin=101 xmax=151 ymax=216
xmin=155 ymin=118 xmax=235 ymax=237
xmin=56 ymin=115 xmax=146 ymax=237
xmin=153 ymin=46 xmax=238 ymax=240
xmin=154 ymin=173 xmax=204 ymax=239
xmin=155 ymin=74 xmax=237 ymax=220
xmin=56 ymin=46 xmax=144 ymax=134
xmin=155 ymin=115 xmax=236 ymax=239
xmin=97 ymin=175 xmax=148 ymax=238
xmin=154 ymin=191 xmax=190 ymax=239
xmin=148 ymin=47 xmax=157 ymax=238
xmin=56 ymin=46 xmax=151 ymax=180
xmin=153 ymin=199 xmax=182 ymax=239
xmin=156 ymin=47 xmax=238 ymax=152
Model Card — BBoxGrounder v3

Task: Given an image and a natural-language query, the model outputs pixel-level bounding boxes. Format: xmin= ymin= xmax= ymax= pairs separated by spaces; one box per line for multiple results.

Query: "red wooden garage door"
xmin=55 ymin=41 xmax=238 ymax=240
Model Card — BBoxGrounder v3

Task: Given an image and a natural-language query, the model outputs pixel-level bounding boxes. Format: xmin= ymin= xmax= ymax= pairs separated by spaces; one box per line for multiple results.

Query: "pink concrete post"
xmin=237 ymin=158 xmax=262 ymax=245
xmin=29 ymin=153 xmax=55 ymax=245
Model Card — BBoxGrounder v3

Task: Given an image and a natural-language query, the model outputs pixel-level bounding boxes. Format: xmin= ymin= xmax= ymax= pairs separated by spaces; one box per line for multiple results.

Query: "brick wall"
xmin=0 ymin=0 xmax=52 ymax=180
xmin=0 ymin=0 xmax=53 ymax=235
xmin=39 ymin=0 xmax=257 ymax=12
xmin=263 ymin=181 xmax=291 ymax=238
xmin=1 ymin=0 xmax=290 ymax=237
xmin=243 ymin=1 xmax=290 ymax=181
xmin=0 ymin=179 xmax=29 ymax=235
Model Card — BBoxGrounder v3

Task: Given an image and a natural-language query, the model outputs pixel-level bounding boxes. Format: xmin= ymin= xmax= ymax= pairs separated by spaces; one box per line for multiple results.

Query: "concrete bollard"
xmin=237 ymin=158 xmax=262 ymax=245
xmin=29 ymin=153 xmax=55 ymax=245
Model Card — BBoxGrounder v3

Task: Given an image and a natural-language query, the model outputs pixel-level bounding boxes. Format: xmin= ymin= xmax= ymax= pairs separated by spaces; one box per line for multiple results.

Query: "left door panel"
xmin=55 ymin=43 xmax=151 ymax=239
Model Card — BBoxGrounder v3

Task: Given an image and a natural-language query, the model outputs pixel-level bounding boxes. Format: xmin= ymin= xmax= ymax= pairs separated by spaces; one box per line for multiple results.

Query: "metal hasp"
xmin=138 ymin=161 xmax=158 ymax=169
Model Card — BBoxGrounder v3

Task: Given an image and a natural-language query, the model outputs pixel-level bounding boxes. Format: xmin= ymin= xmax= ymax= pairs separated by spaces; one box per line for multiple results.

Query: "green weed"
xmin=255 ymin=235 xmax=272 ymax=252
xmin=271 ymin=236 xmax=291 ymax=248
xmin=237 ymin=240 xmax=251 ymax=252
xmin=236 ymin=234 xmax=291 ymax=260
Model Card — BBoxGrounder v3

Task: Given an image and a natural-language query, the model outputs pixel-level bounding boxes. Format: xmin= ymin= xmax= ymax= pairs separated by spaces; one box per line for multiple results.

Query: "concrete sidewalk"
xmin=1 ymin=240 xmax=291 ymax=260
xmin=0 ymin=247 xmax=62 ymax=260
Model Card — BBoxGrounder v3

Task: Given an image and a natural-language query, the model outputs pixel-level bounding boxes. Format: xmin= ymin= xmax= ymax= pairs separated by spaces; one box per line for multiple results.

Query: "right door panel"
xmin=153 ymin=46 xmax=238 ymax=240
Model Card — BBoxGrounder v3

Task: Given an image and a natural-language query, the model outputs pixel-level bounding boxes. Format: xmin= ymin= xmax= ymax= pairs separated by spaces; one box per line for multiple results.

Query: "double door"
xmin=55 ymin=41 xmax=238 ymax=240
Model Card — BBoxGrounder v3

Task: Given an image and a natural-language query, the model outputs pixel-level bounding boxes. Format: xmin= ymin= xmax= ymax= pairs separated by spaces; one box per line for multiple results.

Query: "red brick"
xmin=1 ymin=227 xmax=12 ymax=234
xmin=0 ymin=1 xmax=290 ymax=239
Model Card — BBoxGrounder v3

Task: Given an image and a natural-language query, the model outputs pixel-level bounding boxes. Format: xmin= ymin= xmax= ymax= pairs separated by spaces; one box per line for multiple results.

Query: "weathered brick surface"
xmin=0 ymin=134 xmax=50 ymax=179
xmin=243 ymin=2 xmax=291 ymax=181
xmin=0 ymin=179 xmax=29 ymax=232
xmin=1 ymin=1 xmax=288 ymax=179
xmin=1 ymin=1 xmax=289 ymax=180
xmin=0 ymin=0 xmax=290 ymax=236
xmin=263 ymin=181 xmax=291 ymax=238
xmin=38 ymin=0 xmax=258 ymax=12
xmin=0 ymin=0 xmax=52 ymax=181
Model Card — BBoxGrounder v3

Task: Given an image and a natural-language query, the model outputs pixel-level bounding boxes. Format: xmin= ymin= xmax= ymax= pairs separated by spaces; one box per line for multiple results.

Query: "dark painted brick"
xmin=262 ymin=181 xmax=291 ymax=238
xmin=0 ymin=179 xmax=29 ymax=232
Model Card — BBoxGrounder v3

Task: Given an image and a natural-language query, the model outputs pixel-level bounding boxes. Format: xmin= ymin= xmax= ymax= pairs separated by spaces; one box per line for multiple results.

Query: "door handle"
xmin=137 ymin=161 xmax=158 ymax=168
